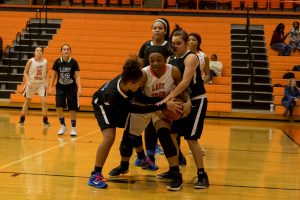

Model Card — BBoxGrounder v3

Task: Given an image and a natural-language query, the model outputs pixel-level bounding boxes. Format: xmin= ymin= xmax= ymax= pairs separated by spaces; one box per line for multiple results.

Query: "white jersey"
xmin=196 ymin=51 xmax=206 ymax=71
xmin=142 ymin=64 xmax=175 ymax=98
xmin=28 ymin=58 xmax=47 ymax=84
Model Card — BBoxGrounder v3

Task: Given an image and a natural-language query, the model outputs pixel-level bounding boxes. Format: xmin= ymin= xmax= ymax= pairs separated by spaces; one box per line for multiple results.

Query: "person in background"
xmin=282 ymin=78 xmax=300 ymax=121
xmin=19 ymin=47 xmax=50 ymax=128
xmin=289 ymin=21 xmax=300 ymax=52
xmin=188 ymin=32 xmax=210 ymax=83
xmin=209 ymin=53 xmax=223 ymax=83
xmin=270 ymin=23 xmax=292 ymax=56
xmin=49 ymin=44 xmax=82 ymax=137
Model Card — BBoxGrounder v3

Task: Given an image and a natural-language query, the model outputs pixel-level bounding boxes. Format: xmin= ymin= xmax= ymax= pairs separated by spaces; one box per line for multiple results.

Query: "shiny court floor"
xmin=0 ymin=109 xmax=299 ymax=200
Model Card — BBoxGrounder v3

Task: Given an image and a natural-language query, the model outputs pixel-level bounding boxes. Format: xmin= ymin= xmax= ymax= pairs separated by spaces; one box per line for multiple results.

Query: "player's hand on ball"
xmin=182 ymin=100 xmax=192 ymax=118
xmin=166 ymin=98 xmax=183 ymax=113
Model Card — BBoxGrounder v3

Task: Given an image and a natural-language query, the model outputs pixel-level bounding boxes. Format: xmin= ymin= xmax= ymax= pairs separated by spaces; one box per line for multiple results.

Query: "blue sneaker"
xmin=134 ymin=158 xmax=143 ymax=167
xmin=146 ymin=150 xmax=155 ymax=157
xmin=88 ymin=172 xmax=108 ymax=189
xmin=141 ymin=156 xmax=159 ymax=171
xmin=155 ymin=144 xmax=164 ymax=155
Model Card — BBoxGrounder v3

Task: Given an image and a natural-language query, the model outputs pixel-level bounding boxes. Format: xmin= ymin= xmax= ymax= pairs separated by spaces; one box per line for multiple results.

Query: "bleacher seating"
xmin=263 ymin=19 xmax=300 ymax=116
xmin=6 ymin=13 xmax=232 ymax=112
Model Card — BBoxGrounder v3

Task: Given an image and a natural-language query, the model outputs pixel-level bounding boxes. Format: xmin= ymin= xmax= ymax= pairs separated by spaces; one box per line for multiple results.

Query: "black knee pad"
xmin=157 ymin=128 xmax=177 ymax=158
xmin=119 ymin=131 xmax=136 ymax=157
xmin=133 ymin=135 xmax=143 ymax=148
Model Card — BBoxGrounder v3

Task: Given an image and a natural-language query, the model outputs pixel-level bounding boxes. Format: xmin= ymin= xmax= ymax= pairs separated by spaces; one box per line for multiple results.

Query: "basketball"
xmin=162 ymin=97 xmax=184 ymax=121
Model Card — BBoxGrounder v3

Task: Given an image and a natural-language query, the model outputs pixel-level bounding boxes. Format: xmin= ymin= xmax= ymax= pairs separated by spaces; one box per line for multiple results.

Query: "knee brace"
xmin=133 ymin=135 xmax=143 ymax=148
xmin=157 ymin=128 xmax=177 ymax=158
xmin=119 ymin=131 xmax=136 ymax=157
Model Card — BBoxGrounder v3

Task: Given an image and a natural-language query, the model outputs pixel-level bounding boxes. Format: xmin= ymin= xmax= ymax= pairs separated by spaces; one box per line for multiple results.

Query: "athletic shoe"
xmin=87 ymin=172 xmax=108 ymax=189
xmin=167 ymin=171 xmax=183 ymax=191
xmin=70 ymin=127 xmax=77 ymax=136
xmin=157 ymin=170 xmax=172 ymax=179
xmin=194 ymin=172 xmax=209 ymax=189
xmin=58 ymin=125 xmax=67 ymax=135
xmin=19 ymin=122 xmax=24 ymax=128
xmin=43 ymin=121 xmax=51 ymax=128
xmin=19 ymin=118 xmax=25 ymax=127
xmin=109 ymin=165 xmax=129 ymax=177
xmin=155 ymin=144 xmax=164 ymax=155
xmin=141 ymin=156 xmax=159 ymax=171
xmin=134 ymin=158 xmax=143 ymax=167
xmin=179 ymin=151 xmax=187 ymax=166
xmin=146 ymin=149 xmax=155 ymax=157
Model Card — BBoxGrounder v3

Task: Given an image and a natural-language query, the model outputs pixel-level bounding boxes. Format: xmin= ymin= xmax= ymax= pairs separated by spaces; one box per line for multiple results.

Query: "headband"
xmin=154 ymin=19 xmax=168 ymax=30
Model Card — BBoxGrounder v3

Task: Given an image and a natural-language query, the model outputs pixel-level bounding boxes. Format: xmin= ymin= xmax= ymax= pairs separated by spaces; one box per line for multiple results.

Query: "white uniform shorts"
xmin=126 ymin=111 xmax=167 ymax=136
xmin=22 ymin=83 xmax=47 ymax=98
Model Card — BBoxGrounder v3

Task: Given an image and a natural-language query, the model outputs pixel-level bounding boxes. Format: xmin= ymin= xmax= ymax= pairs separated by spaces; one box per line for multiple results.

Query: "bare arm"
xmin=75 ymin=71 xmax=82 ymax=96
xmin=203 ymin=55 xmax=211 ymax=84
xmin=49 ymin=70 xmax=57 ymax=94
xmin=23 ymin=60 xmax=32 ymax=85
xmin=44 ymin=62 xmax=49 ymax=88
xmin=159 ymin=54 xmax=199 ymax=104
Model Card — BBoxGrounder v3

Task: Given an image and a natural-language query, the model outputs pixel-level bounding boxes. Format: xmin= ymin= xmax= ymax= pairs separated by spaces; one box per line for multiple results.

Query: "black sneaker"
xmin=166 ymin=171 xmax=183 ymax=191
xmin=108 ymin=165 xmax=128 ymax=177
xmin=179 ymin=152 xmax=187 ymax=166
xmin=43 ymin=121 xmax=51 ymax=128
xmin=157 ymin=170 xmax=172 ymax=179
xmin=194 ymin=172 xmax=209 ymax=189
xmin=19 ymin=116 xmax=25 ymax=127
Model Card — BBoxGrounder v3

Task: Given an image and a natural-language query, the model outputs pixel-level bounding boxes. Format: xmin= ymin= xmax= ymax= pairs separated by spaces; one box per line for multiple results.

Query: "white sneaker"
xmin=58 ymin=125 xmax=67 ymax=135
xmin=70 ymin=127 xmax=77 ymax=137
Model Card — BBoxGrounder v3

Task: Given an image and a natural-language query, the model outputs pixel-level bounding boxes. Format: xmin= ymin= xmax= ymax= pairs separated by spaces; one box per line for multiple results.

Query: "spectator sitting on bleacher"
xmin=209 ymin=53 xmax=222 ymax=83
xmin=289 ymin=21 xmax=300 ymax=52
xmin=282 ymin=78 xmax=300 ymax=120
xmin=270 ymin=23 xmax=292 ymax=56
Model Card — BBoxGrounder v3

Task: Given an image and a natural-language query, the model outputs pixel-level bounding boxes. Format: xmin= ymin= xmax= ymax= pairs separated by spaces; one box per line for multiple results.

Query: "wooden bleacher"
xmin=8 ymin=13 xmax=233 ymax=113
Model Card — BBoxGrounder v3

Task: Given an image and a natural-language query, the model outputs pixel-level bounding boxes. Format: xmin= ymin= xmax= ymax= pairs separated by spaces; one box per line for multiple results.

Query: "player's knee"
xmin=133 ymin=135 xmax=143 ymax=148
xmin=157 ymin=128 xmax=177 ymax=158
xmin=119 ymin=132 xmax=136 ymax=157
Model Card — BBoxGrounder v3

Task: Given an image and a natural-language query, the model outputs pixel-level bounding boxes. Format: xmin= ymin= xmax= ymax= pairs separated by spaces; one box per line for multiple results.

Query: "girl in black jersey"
xmin=50 ymin=44 xmax=82 ymax=137
xmin=88 ymin=55 xmax=181 ymax=189
xmin=138 ymin=18 xmax=186 ymax=166
xmin=158 ymin=25 xmax=209 ymax=189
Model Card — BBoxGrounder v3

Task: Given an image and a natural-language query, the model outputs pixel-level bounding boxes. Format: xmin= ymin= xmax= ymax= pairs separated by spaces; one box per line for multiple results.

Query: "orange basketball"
xmin=162 ymin=97 xmax=184 ymax=121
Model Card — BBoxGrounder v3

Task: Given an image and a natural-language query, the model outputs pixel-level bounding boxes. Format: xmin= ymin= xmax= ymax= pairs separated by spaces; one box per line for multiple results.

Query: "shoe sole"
xmin=157 ymin=176 xmax=172 ymax=179
xmin=141 ymin=166 xmax=159 ymax=171
xmin=194 ymin=185 xmax=209 ymax=189
xmin=88 ymin=182 xmax=108 ymax=189
xmin=109 ymin=170 xmax=128 ymax=177
xmin=166 ymin=183 xmax=183 ymax=191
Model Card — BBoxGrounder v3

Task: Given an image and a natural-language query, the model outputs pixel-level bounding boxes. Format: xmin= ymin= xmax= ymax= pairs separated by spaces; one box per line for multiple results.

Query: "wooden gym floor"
xmin=0 ymin=109 xmax=299 ymax=200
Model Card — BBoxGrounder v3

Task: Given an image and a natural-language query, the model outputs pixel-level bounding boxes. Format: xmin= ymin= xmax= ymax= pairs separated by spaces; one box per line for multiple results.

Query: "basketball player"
xmin=138 ymin=18 xmax=187 ymax=166
xmin=109 ymin=46 xmax=191 ymax=191
xmin=19 ymin=47 xmax=50 ymax=127
xmin=49 ymin=44 xmax=82 ymax=137
xmin=158 ymin=25 xmax=209 ymax=189
xmin=87 ymin=55 xmax=181 ymax=189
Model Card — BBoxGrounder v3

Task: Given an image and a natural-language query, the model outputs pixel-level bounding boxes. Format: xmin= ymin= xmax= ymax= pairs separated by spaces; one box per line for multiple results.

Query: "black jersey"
xmin=168 ymin=51 xmax=206 ymax=97
xmin=93 ymin=75 xmax=165 ymax=115
xmin=138 ymin=40 xmax=171 ymax=67
xmin=52 ymin=57 xmax=80 ymax=86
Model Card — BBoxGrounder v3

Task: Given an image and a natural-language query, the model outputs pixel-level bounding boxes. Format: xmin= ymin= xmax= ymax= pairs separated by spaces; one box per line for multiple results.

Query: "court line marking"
xmin=0 ymin=129 xmax=100 ymax=170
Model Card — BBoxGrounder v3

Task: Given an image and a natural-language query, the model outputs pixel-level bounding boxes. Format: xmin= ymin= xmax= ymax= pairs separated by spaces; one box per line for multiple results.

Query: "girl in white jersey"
xmin=19 ymin=47 xmax=50 ymax=127
xmin=109 ymin=46 xmax=191 ymax=191
xmin=188 ymin=32 xmax=210 ymax=83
